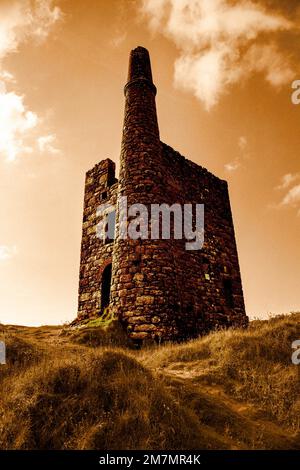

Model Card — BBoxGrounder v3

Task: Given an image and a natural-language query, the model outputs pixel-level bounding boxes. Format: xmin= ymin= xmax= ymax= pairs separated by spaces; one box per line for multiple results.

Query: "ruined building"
xmin=77 ymin=47 xmax=248 ymax=342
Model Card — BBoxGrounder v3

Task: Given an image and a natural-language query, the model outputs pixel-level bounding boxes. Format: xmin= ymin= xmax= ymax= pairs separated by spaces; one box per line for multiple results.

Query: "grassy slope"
xmin=0 ymin=314 xmax=299 ymax=450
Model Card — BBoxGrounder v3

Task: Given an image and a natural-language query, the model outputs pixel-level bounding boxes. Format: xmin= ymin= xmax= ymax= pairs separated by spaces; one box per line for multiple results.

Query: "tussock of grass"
xmin=66 ymin=320 xmax=132 ymax=348
xmin=0 ymin=313 xmax=299 ymax=450
xmin=0 ymin=335 xmax=43 ymax=382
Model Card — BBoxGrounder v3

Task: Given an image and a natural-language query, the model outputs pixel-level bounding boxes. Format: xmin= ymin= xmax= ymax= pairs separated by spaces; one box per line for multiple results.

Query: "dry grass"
xmin=0 ymin=313 xmax=299 ymax=450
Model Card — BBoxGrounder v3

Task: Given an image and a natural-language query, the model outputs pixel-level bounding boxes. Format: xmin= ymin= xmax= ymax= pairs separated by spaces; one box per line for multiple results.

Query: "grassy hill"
xmin=0 ymin=313 xmax=299 ymax=450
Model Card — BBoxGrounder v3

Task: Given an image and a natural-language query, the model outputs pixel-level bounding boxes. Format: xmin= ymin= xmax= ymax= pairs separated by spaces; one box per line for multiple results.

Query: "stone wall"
xmin=159 ymin=143 xmax=247 ymax=337
xmin=77 ymin=159 xmax=117 ymax=320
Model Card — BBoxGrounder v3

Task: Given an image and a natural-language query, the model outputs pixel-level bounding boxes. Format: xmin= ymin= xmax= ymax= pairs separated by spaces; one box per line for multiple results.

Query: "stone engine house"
xmin=77 ymin=46 xmax=248 ymax=342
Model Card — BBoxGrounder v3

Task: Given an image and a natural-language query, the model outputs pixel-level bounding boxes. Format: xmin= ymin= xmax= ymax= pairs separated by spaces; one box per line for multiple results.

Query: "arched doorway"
xmin=101 ymin=263 xmax=112 ymax=309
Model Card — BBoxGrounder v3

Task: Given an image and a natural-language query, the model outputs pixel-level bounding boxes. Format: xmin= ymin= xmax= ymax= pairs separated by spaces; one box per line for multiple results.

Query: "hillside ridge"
xmin=0 ymin=313 xmax=299 ymax=449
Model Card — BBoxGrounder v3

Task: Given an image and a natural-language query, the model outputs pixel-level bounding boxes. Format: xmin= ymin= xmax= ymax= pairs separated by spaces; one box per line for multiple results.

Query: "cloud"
xmin=0 ymin=0 xmax=62 ymax=58
xmin=0 ymin=70 xmax=15 ymax=84
xmin=224 ymin=161 xmax=240 ymax=172
xmin=244 ymin=43 xmax=294 ymax=88
xmin=281 ymin=184 xmax=300 ymax=206
xmin=109 ymin=1 xmax=128 ymax=48
xmin=238 ymin=136 xmax=248 ymax=151
xmin=0 ymin=1 xmax=62 ymax=162
xmin=276 ymin=172 xmax=300 ymax=190
xmin=0 ymin=88 xmax=38 ymax=161
xmin=37 ymin=134 xmax=60 ymax=154
xmin=141 ymin=0 xmax=295 ymax=110
xmin=111 ymin=32 xmax=127 ymax=48
xmin=225 ymin=135 xmax=248 ymax=172
xmin=276 ymin=173 xmax=300 ymax=215
xmin=0 ymin=245 xmax=17 ymax=261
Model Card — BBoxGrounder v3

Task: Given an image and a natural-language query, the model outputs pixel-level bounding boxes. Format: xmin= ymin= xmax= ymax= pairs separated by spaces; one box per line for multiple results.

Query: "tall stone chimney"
xmin=110 ymin=47 xmax=180 ymax=342
xmin=119 ymin=46 xmax=161 ymax=200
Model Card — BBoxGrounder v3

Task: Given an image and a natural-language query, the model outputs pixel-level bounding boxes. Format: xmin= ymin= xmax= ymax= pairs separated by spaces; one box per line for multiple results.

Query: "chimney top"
xmin=127 ymin=46 xmax=153 ymax=83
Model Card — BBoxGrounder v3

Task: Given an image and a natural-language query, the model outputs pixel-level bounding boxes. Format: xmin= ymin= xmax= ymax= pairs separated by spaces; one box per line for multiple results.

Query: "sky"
xmin=0 ymin=0 xmax=299 ymax=326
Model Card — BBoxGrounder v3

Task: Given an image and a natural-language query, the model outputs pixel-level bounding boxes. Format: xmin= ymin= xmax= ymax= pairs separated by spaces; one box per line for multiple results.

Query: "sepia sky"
xmin=0 ymin=0 xmax=299 ymax=326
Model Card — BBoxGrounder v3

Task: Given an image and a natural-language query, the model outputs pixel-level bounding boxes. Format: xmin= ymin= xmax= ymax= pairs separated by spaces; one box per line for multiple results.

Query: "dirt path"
xmin=159 ymin=363 xmax=299 ymax=450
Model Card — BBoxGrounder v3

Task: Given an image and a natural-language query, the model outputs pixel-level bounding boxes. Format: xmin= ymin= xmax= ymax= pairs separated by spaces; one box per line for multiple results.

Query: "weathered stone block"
xmin=136 ymin=296 xmax=155 ymax=305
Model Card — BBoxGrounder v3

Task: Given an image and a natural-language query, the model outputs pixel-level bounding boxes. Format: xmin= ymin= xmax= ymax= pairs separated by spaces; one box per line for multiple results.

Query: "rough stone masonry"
xmin=76 ymin=46 xmax=248 ymax=342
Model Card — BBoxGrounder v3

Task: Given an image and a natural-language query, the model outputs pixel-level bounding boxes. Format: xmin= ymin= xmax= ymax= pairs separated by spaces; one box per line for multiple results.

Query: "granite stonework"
xmin=77 ymin=46 xmax=248 ymax=342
